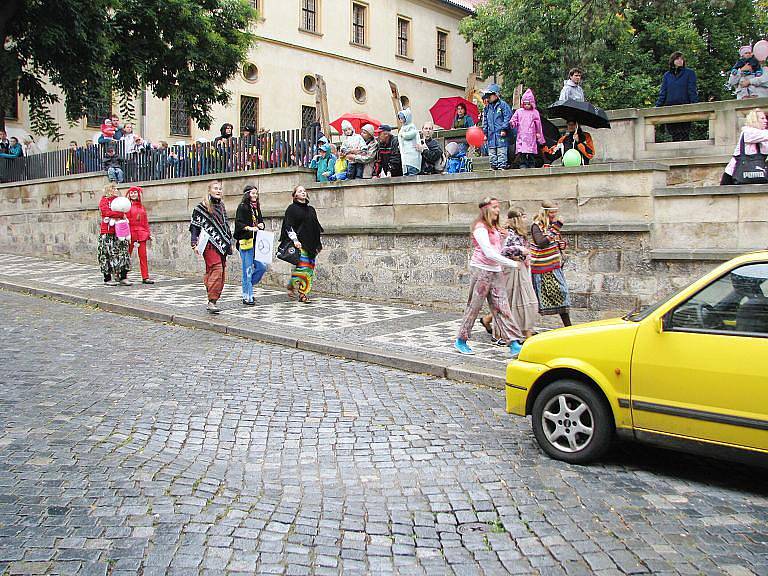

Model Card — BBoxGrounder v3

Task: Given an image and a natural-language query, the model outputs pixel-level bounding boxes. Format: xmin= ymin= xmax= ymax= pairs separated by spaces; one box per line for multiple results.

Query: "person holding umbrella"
xmin=453 ymin=103 xmax=476 ymax=128
xmin=544 ymin=120 xmax=595 ymax=165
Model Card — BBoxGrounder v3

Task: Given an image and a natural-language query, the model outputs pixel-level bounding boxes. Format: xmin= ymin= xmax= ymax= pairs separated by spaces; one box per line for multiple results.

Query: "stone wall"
xmin=2 ymin=166 xmax=767 ymax=322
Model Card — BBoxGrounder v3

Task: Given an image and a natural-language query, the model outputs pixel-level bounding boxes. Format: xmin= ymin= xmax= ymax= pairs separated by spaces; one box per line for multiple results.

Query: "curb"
xmin=0 ymin=278 xmax=506 ymax=389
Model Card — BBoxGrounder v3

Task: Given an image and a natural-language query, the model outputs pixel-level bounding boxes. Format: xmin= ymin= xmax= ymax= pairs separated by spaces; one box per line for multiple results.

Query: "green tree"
xmin=0 ymin=0 xmax=256 ymax=140
xmin=460 ymin=0 xmax=767 ymax=110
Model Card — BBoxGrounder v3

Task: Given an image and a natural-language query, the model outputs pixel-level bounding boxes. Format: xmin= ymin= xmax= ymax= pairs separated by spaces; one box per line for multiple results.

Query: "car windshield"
xmin=623 ymin=296 xmax=673 ymax=322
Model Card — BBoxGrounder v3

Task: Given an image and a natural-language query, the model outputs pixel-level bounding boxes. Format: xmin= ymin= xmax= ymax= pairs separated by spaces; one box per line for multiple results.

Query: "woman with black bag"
xmin=234 ymin=184 xmax=265 ymax=306
xmin=720 ymin=109 xmax=768 ymax=185
xmin=279 ymin=185 xmax=324 ymax=303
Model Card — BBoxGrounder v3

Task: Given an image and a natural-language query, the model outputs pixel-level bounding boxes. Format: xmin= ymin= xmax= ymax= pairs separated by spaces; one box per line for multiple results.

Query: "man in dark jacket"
xmin=374 ymin=125 xmax=402 ymax=177
xmin=655 ymin=51 xmax=699 ymax=141
xmin=420 ymin=122 xmax=445 ymax=175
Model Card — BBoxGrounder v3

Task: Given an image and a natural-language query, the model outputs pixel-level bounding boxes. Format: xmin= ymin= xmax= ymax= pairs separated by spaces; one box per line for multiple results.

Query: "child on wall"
xmin=509 ymin=89 xmax=545 ymax=169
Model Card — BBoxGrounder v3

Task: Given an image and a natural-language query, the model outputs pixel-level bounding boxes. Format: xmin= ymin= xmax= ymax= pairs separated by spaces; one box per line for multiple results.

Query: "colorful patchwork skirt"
xmin=531 ymin=267 xmax=570 ymax=316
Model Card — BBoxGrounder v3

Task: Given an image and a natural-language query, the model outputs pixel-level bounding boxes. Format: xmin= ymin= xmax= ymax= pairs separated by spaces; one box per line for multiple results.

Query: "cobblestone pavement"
xmin=0 ymin=253 xmax=514 ymax=369
xmin=0 ymin=290 xmax=767 ymax=576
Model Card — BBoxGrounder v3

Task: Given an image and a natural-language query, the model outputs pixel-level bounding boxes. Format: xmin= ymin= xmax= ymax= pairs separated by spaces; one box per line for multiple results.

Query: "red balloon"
xmin=466 ymin=126 xmax=486 ymax=147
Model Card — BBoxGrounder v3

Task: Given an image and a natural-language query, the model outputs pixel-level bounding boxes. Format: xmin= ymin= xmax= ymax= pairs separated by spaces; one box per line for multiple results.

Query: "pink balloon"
xmin=466 ymin=126 xmax=486 ymax=148
xmin=754 ymin=40 xmax=768 ymax=63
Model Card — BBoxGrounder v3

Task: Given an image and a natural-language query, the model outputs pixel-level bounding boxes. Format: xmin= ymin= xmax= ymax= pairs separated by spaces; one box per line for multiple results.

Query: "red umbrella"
xmin=330 ymin=113 xmax=382 ymax=135
xmin=429 ymin=97 xmax=479 ymax=130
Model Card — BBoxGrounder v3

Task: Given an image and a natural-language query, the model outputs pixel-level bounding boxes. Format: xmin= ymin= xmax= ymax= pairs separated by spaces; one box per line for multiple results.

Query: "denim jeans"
xmin=107 ymin=167 xmax=125 ymax=183
xmin=240 ymin=247 xmax=255 ymax=301
xmin=488 ymin=146 xmax=508 ymax=169
xmin=404 ymin=165 xmax=420 ymax=176
xmin=346 ymin=163 xmax=364 ymax=179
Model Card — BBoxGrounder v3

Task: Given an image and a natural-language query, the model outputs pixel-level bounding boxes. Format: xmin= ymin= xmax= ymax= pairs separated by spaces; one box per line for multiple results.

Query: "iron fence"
xmin=0 ymin=126 xmax=320 ymax=185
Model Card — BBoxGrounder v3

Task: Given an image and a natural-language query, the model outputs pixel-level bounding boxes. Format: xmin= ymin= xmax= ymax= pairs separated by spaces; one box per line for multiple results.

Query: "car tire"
xmin=531 ymin=379 xmax=613 ymax=464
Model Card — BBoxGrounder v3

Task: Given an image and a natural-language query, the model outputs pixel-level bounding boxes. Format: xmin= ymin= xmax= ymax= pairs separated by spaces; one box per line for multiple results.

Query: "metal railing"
xmin=0 ymin=126 xmax=320 ymax=184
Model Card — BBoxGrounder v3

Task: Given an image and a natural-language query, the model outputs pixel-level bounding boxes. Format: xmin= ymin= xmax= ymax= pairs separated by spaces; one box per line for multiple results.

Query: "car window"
xmin=666 ymin=262 xmax=768 ymax=336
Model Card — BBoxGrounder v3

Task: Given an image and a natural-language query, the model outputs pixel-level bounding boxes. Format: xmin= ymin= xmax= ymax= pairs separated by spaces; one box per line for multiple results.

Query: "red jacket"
xmin=99 ymin=195 xmax=124 ymax=235
xmin=126 ymin=190 xmax=151 ymax=242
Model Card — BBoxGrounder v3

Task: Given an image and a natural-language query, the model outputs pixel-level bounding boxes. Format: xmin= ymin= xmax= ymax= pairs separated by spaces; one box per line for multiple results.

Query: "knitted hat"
xmin=360 ymin=124 xmax=375 ymax=137
xmin=740 ymin=45 xmax=752 ymax=57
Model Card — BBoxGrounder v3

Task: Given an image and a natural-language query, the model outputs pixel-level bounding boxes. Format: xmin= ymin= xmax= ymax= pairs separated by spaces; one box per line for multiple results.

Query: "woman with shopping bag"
xmin=233 ymin=184 xmax=265 ymax=306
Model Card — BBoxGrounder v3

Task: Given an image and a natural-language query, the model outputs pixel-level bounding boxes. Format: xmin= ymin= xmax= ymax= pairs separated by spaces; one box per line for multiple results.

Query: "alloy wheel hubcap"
xmin=541 ymin=393 xmax=594 ymax=453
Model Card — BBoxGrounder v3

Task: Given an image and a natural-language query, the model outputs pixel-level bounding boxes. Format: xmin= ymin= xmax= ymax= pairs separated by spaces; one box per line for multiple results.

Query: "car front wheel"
xmin=531 ymin=379 xmax=613 ymax=464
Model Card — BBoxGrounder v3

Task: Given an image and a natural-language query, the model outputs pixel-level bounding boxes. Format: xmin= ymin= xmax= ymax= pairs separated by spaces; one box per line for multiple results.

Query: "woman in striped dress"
xmin=530 ymin=201 xmax=571 ymax=326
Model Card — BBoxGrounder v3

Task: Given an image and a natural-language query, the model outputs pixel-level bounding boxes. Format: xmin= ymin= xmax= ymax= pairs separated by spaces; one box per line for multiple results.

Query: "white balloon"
xmin=110 ymin=196 xmax=131 ymax=213
xmin=754 ymin=40 xmax=768 ymax=63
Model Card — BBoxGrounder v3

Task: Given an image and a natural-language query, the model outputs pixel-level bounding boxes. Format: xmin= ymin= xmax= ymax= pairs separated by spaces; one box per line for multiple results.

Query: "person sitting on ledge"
xmin=544 ymin=120 xmax=595 ymax=165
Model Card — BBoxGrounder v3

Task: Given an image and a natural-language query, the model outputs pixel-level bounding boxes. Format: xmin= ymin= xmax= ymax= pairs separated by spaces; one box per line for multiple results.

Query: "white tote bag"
xmin=254 ymin=230 xmax=275 ymax=265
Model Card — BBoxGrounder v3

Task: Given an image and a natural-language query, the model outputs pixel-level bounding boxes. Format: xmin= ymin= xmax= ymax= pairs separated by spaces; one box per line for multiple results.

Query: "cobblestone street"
xmin=0 ymin=290 xmax=766 ymax=576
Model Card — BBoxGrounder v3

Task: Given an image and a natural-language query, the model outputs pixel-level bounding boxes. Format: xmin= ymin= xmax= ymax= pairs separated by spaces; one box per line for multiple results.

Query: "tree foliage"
xmin=460 ymin=0 xmax=768 ymax=110
xmin=0 ymin=0 xmax=256 ymax=139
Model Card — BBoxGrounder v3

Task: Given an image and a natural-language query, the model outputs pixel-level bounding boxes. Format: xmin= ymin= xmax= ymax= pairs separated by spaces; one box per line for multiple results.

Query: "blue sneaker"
xmin=509 ymin=340 xmax=523 ymax=357
xmin=454 ymin=339 xmax=474 ymax=355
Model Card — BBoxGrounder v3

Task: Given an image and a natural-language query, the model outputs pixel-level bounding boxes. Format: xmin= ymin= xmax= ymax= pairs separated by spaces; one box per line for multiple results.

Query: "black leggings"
xmin=560 ymin=312 xmax=572 ymax=327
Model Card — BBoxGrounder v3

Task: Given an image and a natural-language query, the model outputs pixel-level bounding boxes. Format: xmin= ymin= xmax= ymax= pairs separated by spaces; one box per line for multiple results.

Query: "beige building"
xmin=6 ymin=0 xmax=485 ymax=150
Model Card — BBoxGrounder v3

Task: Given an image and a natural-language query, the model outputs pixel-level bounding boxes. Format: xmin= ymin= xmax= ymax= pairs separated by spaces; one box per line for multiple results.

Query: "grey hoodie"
xmin=558 ymin=79 xmax=585 ymax=102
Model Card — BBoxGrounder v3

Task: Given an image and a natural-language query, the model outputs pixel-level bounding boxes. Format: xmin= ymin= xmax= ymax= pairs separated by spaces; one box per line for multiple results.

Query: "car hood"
xmin=520 ymin=317 xmax=639 ymax=367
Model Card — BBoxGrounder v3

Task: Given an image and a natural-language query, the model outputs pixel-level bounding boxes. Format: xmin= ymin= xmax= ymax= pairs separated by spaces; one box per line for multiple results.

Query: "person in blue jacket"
xmin=0 ymin=137 xmax=23 ymax=159
xmin=655 ymin=51 xmax=698 ymax=142
xmin=481 ymin=84 xmax=512 ymax=170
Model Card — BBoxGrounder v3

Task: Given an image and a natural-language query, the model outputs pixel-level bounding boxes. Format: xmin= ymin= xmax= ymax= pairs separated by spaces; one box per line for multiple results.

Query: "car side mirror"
xmin=655 ymin=315 xmax=665 ymax=334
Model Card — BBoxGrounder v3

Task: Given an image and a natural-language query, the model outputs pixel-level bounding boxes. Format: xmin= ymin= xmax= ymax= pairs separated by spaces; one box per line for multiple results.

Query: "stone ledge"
xmin=650 ymin=249 xmax=756 ymax=261
xmin=305 ymin=161 xmax=670 ymax=190
xmin=663 ymin=155 xmax=730 ymax=167
xmin=653 ymin=184 xmax=768 ymax=197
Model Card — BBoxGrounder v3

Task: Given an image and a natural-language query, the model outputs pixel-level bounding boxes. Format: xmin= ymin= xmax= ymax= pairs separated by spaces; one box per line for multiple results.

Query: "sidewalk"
xmin=0 ymin=253 xmax=511 ymax=387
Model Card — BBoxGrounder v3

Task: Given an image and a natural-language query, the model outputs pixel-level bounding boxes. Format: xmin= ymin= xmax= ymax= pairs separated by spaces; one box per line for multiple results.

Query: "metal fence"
xmin=0 ymin=127 xmax=320 ymax=185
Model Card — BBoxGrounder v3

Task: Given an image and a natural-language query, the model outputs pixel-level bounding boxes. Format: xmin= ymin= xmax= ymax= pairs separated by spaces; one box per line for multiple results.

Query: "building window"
xmin=303 ymin=74 xmax=317 ymax=94
xmin=351 ymin=2 xmax=366 ymax=46
xmin=242 ymin=63 xmax=259 ymax=82
xmin=301 ymin=105 xmax=317 ymax=130
xmin=86 ymin=92 xmax=112 ymax=128
xmin=301 ymin=0 xmax=318 ymax=32
xmin=437 ymin=30 xmax=448 ymax=69
xmin=250 ymin=0 xmax=259 ymax=9
xmin=472 ymin=45 xmax=480 ymax=76
xmin=169 ymin=95 xmax=191 ymax=137
xmin=354 ymin=86 xmax=367 ymax=104
xmin=240 ymin=96 xmax=259 ymax=132
xmin=397 ymin=17 xmax=410 ymax=57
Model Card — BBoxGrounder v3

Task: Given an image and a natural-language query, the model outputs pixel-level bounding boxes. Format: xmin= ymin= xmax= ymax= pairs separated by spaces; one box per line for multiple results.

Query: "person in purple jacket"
xmin=655 ymin=51 xmax=699 ymax=141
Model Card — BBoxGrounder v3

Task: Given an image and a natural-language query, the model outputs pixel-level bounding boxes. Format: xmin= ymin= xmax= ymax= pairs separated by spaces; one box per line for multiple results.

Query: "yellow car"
xmin=506 ymin=251 xmax=768 ymax=465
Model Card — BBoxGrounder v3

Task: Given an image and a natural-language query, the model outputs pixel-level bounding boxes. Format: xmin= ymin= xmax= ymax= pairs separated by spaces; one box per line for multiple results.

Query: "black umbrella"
xmin=548 ymin=99 xmax=611 ymax=129
xmin=541 ymin=117 xmax=561 ymax=146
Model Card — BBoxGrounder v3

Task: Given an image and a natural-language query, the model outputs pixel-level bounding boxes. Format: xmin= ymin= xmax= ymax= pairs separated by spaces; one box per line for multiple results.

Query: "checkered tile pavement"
xmin=0 ymin=253 xmax=511 ymax=365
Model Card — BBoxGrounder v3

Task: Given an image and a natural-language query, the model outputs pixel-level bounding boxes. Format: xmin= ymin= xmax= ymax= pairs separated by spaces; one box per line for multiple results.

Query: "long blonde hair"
xmin=744 ymin=109 xmax=766 ymax=130
xmin=103 ymin=182 xmax=117 ymax=197
xmin=533 ymin=200 xmax=558 ymax=230
xmin=506 ymin=207 xmax=527 ymax=238
xmin=202 ymin=179 xmax=222 ymax=213
xmin=472 ymin=196 xmax=501 ymax=232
